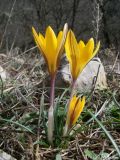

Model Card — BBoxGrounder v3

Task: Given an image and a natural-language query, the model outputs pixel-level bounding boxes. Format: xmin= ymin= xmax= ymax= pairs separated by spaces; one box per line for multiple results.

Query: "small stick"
xmin=110 ymin=51 xmax=119 ymax=74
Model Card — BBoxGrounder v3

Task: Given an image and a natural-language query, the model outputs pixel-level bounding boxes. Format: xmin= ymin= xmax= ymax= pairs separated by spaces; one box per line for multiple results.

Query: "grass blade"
xmin=0 ymin=117 xmax=35 ymax=134
xmin=89 ymin=111 xmax=120 ymax=157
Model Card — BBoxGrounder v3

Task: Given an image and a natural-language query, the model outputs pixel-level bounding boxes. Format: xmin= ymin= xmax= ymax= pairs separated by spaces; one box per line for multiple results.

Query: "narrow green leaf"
xmin=0 ymin=117 xmax=35 ymax=134
xmin=33 ymin=140 xmax=49 ymax=147
xmin=86 ymin=100 xmax=109 ymax=124
xmin=113 ymin=93 xmax=120 ymax=108
xmin=89 ymin=111 xmax=120 ymax=157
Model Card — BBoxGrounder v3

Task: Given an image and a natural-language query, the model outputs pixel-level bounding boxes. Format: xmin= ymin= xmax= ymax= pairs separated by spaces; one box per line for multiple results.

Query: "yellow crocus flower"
xmin=67 ymin=95 xmax=85 ymax=127
xmin=32 ymin=23 xmax=68 ymax=76
xmin=65 ymin=30 xmax=100 ymax=81
xmin=64 ymin=95 xmax=85 ymax=135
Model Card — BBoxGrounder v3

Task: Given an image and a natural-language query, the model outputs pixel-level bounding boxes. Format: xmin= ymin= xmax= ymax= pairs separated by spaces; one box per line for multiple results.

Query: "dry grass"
xmin=0 ymin=48 xmax=120 ymax=160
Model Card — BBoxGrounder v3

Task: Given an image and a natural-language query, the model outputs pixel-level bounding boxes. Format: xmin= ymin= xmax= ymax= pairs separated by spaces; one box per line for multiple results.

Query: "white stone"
xmin=0 ymin=66 xmax=7 ymax=81
xmin=0 ymin=149 xmax=17 ymax=160
xmin=61 ymin=58 xmax=107 ymax=92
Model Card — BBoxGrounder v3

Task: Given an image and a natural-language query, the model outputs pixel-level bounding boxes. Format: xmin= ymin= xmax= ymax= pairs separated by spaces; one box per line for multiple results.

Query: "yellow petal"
xmin=70 ymin=30 xmax=80 ymax=58
xmin=69 ymin=31 xmax=81 ymax=80
xmin=65 ymin=31 xmax=72 ymax=63
xmin=55 ymin=31 xmax=63 ymax=65
xmin=79 ymin=40 xmax=85 ymax=49
xmin=45 ymin=26 xmax=57 ymax=55
xmin=57 ymin=31 xmax=63 ymax=49
xmin=32 ymin=27 xmax=41 ymax=50
xmin=74 ymin=40 xmax=86 ymax=77
xmin=67 ymin=96 xmax=78 ymax=125
xmin=84 ymin=38 xmax=94 ymax=57
xmin=39 ymin=33 xmax=45 ymax=46
xmin=32 ymin=27 xmax=50 ymax=71
xmin=32 ymin=27 xmax=46 ymax=56
xmin=45 ymin=26 xmax=57 ymax=73
xmin=65 ymin=30 xmax=80 ymax=80
xmin=77 ymin=38 xmax=95 ymax=74
xmin=56 ymin=23 xmax=68 ymax=67
xmin=93 ymin=41 xmax=100 ymax=57
xmin=57 ymin=23 xmax=68 ymax=56
xmin=72 ymin=96 xmax=85 ymax=126
xmin=38 ymin=33 xmax=46 ymax=53
xmin=78 ymin=40 xmax=85 ymax=58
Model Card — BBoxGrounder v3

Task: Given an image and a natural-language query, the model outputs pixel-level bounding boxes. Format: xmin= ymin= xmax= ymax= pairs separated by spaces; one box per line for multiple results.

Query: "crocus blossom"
xmin=64 ymin=95 xmax=85 ymax=136
xmin=65 ymin=30 xmax=100 ymax=81
xmin=32 ymin=23 xmax=68 ymax=76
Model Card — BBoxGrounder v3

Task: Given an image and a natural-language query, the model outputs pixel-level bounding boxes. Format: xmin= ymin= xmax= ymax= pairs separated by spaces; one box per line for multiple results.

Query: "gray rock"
xmin=0 ymin=0 xmax=120 ymax=50
xmin=61 ymin=58 xmax=107 ymax=92
xmin=0 ymin=150 xmax=16 ymax=160
xmin=103 ymin=0 xmax=120 ymax=49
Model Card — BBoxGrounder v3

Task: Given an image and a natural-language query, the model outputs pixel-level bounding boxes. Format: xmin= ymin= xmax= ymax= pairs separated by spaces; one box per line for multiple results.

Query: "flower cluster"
xmin=32 ymin=23 xmax=100 ymax=144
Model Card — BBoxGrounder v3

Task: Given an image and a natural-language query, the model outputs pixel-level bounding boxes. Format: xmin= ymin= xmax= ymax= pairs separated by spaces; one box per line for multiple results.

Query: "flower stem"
xmin=67 ymin=79 xmax=76 ymax=112
xmin=50 ymin=74 xmax=56 ymax=107
xmin=69 ymin=79 xmax=76 ymax=102
xmin=48 ymin=74 xmax=56 ymax=145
